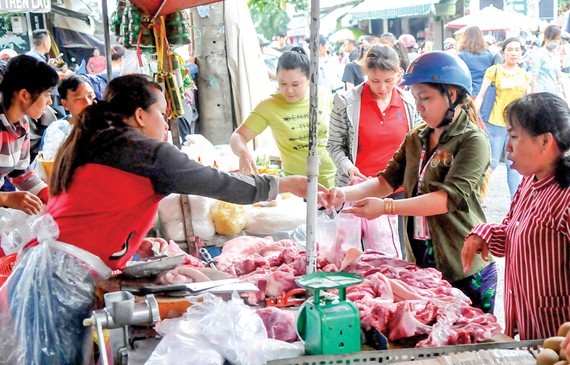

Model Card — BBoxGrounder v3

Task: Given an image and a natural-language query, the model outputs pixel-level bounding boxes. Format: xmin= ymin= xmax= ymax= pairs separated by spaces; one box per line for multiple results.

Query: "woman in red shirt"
xmin=327 ymin=44 xmax=421 ymax=255
xmin=462 ymin=92 xmax=570 ymax=339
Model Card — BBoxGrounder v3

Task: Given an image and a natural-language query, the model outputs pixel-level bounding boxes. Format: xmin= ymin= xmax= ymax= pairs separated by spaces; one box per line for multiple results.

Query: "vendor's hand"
xmin=238 ymin=152 xmax=258 ymax=174
xmin=137 ymin=237 xmax=169 ymax=259
xmin=348 ymin=167 xmax=367 ymax=182
xmin=461 ymin=234 xmax=489 ymax=273
xmin=279 ymin=175 xmax=328 ymax=199
xmin=0 ymin=191 xmax=43 ymax=215
xmin=342 ymin=197 xmax=384 ymax=220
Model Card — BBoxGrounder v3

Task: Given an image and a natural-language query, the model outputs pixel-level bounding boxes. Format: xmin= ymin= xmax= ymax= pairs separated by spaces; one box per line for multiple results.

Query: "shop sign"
xmin=0 ymin=0 xmax=51 ymax=14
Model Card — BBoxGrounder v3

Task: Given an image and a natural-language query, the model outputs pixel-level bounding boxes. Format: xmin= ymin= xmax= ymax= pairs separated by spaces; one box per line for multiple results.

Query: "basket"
xmin=0 ymin=254 xmax=18 ymax=286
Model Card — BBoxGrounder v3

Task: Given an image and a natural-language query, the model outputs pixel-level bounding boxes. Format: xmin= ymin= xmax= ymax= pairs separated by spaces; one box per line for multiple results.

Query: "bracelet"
xmin=384 ymin=198 xmax=395 ymax=215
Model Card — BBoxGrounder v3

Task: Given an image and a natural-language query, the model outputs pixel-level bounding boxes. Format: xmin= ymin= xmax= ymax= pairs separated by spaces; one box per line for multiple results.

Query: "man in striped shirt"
xmin=0 ymin=56 xmax=57 ymax=218
xmin=462 ymin=92 xmax=570 ymax=340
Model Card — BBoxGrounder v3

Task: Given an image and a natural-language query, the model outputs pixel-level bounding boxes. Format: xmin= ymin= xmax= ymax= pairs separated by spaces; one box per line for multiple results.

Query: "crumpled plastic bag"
xmin=211 ymin=201 xmax=250 ymax=235
xmin=0 ymin=208 xmax=41 ymax=255
xmin=0 ymin=214 xmax=111 ymax=365
xmin=145 ymin=318 xmax=224 ymax=365
xmin=185 ymin=293 xmax=304 ymax=365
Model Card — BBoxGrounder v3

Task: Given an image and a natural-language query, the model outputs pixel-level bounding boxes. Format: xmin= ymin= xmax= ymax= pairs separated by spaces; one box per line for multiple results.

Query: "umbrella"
xmin=445 ymin=5 xmax=537 ymax=31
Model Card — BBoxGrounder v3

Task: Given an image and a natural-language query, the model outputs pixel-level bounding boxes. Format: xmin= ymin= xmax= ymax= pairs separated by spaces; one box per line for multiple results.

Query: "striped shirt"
xmin=471 ymin=174 xmax=570 ymax=340
xmin=0 ymin=112 xmax=46 ymax=194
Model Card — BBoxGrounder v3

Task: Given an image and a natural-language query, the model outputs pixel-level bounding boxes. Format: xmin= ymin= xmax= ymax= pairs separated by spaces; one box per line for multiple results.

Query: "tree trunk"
xmin=191 ymin=2 xmax=234 ymax=145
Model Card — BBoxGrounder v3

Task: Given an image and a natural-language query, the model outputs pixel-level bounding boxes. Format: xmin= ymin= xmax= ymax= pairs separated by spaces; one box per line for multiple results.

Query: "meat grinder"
xmin=83 ymin=291 xmax=160 ymax=365
xmin=295 ymin=272 xmax=363 ymax=355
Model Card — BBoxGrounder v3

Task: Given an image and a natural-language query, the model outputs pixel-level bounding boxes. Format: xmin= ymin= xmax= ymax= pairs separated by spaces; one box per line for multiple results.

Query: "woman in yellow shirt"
xmin=230 ymin=47 xmax=336 ymax=188
xmin=475 ymin=37 xmax=529 ymax=199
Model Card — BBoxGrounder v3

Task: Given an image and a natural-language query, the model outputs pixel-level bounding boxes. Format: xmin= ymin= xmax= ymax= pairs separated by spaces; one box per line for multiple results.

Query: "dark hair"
xmin=111 ymin=44 xmax=125 ymax=61
xmin=543 ymin=24 xmax=561 ymax=45
xmin=32 ymin=29 xmax=49 ymax=47
xmin=501 ymin=37 xmax=523 ymax=53
xmin=275 ymin=29 xmax=287 ymax=38
xmin=505 ymin=92 xmax=570 ymax=188
xmin=0 ymin=55 xmax=58 ymax=109
xmin=276 ymin=47 xmax=310 ymax=78
xmin=458 ymin=26 xmax=487 ymax=54
xmin=318 ymin=34 xmax=327 ymax=47
xmin=380 ymin=32 xmax=396 ymax=45
xmin=362 ymin=44 xmax=400 ymax=73
xmin=58 ymin=74 xmax=92 ymax=100
xmin=51 ymin=74 xmax=163 ymax=195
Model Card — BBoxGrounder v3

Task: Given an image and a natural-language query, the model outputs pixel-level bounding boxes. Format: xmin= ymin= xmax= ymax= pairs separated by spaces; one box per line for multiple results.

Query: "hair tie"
xmin=564 ymin=149 xmax=570 ymax=158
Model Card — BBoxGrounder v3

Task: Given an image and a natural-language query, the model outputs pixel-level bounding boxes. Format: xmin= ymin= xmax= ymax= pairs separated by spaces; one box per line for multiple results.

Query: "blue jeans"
xmin=484 ymin=122 xmax=521 ymax=199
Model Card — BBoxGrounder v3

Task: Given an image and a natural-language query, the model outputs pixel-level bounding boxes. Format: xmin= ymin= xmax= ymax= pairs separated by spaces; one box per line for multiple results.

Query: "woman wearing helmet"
xmin=320 ymin=51 xmax=496 ymax=313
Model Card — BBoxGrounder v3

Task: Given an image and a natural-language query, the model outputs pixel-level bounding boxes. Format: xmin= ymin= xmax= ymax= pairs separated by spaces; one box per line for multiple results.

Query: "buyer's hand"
xmin=342 ymin=197 xmax=384 ymax=220
xmin=0 ymin=191 xmax=43 ymax=215
xmin=348 ymin=166 xmax=367 ymax=182
xmin=461 ymin=234 xmax=490 ymax=273
xmin=279 ymin=176 xmax=328 ymax=199
xmin=562 ymin=332 xmax=570 ymax=361
xmin=317 ymin=187 xmax=346 ymax=210
xmin=238 ymin=152 xmax=258 ymax=175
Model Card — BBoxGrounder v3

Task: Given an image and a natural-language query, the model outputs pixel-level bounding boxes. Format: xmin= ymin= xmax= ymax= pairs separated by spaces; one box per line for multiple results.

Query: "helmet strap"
xmin=436 ymin=88 xmax=457 ymax=128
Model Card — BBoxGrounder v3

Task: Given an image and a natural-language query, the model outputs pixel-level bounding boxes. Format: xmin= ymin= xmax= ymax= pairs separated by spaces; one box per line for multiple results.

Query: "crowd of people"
xmin=0 ymin=24 xmax=567 ymax=363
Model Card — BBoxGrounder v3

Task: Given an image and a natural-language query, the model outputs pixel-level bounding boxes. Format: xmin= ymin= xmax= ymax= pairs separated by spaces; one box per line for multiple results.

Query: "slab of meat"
xmin=256 ymin=307 xmax=299 ymax=342
xmin=265 ymin=266 xmax=299 ymax=298
xmin=158 ymin=265 xmax=211 ymax=284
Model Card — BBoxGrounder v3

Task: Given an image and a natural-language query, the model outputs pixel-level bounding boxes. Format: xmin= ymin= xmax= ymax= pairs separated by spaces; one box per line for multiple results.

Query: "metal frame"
xmin=267 ymin=340 xmax=543 ymax=365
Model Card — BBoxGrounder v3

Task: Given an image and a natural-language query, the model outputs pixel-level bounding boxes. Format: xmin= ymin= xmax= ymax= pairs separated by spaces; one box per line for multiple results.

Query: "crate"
xmin=0 ymin=253 xmax=18 ymax=286
xmin=267 ymin=339 xmax=543 ymax=365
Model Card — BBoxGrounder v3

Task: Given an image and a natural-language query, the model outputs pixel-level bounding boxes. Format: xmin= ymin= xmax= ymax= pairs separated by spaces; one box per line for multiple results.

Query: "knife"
xmin=123 ymin=278 xmax=242 ymax=295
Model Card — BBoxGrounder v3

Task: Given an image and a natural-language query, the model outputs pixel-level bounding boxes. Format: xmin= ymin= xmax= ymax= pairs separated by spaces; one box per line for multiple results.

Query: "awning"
xmin=350 ymin=0 xmax=437 ymax=21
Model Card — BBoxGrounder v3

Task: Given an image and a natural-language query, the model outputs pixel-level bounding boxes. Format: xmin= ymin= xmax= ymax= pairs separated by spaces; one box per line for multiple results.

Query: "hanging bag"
xmin=479 ymin=65 xmax=498 ymax=123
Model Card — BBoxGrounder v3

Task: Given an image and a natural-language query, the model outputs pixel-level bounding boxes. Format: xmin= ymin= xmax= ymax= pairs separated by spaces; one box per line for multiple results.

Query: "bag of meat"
xmin=316 ymin=209 xmax=362 ymax=268
xmin=361 ymin=215 xmax=401 ymax=259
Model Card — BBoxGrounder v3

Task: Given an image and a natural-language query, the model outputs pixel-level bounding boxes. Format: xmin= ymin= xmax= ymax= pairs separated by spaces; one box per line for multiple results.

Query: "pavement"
xmin=482 ymin=162 xmax=512 ymax=332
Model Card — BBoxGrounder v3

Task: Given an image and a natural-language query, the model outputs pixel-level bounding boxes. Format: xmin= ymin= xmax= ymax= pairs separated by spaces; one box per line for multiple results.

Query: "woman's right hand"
xmin=461 ymin=234 xmax=489 ymax=273
xmin=318 ymin=187 xmax=346 ymax=210
xmin=238 ymin=152 xmax=259 ymax=175
xmin=0 ymin=191 xmax=43 ymax=215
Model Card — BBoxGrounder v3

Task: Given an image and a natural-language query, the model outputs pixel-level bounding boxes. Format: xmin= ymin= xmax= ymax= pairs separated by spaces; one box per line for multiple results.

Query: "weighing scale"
xmin=295 ymin=272 xmax=363 ymax=355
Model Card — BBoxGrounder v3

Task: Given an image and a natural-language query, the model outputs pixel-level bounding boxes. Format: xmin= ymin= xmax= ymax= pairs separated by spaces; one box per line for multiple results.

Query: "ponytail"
xmin=51 ymin=102 xmax=121 ymax=195
xmin=555 ymin=152 xmax=570 ymax=188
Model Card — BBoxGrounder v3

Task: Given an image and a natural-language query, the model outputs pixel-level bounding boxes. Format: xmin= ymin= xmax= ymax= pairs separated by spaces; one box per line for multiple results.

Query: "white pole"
xmin=305 ymin=0 xmax=320 ymax=274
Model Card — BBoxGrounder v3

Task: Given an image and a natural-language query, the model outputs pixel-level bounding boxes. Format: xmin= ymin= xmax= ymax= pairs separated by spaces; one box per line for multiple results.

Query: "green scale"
xmin=295 ymin=272 xmax=363 ymax=355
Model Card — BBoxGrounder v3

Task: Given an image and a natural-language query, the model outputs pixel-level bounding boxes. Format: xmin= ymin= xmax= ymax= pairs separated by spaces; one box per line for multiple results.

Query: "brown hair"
xmin=457 ymin=26 xmax=487 ymax=54
xmin=362 ymin=44 xmax=400 ymax=73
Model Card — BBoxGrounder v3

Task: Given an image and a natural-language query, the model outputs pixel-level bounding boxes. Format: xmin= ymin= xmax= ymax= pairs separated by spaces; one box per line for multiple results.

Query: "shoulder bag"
xmin=479 ymin=66 xmax=498 ymax=123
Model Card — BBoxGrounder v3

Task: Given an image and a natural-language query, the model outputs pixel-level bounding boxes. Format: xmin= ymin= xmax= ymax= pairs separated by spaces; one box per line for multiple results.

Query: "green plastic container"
xmin=296 ymin=272 xmax=363 ymax=355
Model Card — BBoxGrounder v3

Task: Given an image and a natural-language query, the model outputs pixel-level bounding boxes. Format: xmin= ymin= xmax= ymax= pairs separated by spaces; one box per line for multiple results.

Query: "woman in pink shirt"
xmin=86 ymin=48 xmax=106 ymax=75
xmin=462 ymin=92 xmax=570 ymax=340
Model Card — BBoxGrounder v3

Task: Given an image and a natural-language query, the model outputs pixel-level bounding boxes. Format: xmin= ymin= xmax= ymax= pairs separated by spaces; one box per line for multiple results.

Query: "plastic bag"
xmin=145 ymin=318 xmax=224 ymax=365
xmin=0 ymin=214 xmax=111 ymax=365
xmin=187 ymin=292 xmax=304 ymax=365
xmin=316 ymin=209 xmax=362 ymax=267
xmin=211 ymin=201 xmax=250 ymax=235
xmin=0 ymin=208 xmax=40 ymax=255
xmin=361 ymin=214 xmax=402 ymax=258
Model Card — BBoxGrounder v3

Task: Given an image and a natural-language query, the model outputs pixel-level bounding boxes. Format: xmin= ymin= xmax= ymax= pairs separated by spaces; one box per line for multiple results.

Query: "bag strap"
xmin=490 ymin=65 xmax=498 ymax=86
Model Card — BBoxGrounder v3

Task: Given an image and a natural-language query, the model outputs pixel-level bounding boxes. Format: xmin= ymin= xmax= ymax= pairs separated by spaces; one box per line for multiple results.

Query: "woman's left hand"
xmin=342 ymin=197 xmax=384 ymax=219
xmin=136 ymin=237 xmax=169 ymax=259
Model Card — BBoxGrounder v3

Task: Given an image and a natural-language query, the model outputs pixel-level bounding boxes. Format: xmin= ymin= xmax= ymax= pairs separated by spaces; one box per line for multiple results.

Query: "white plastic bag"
xmin=0 ymin=208 xmax=39 ymax=254
xmin=145 ymin=318 xmax=224 ymax=365
xmin=361 ymin=215 xmax=402 ymax=258
xmin=187 ymin=293 xmax=304 ymax=365
xmin=316 ymin=209 xmax=362 ymax=267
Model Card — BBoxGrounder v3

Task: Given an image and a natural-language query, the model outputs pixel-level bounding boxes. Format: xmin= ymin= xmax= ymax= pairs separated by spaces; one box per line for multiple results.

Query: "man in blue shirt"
xmin=25 ymin=29 xmax=51 ymax=63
